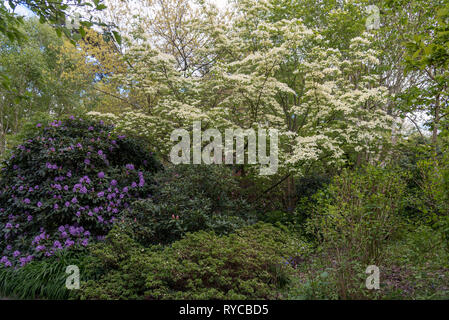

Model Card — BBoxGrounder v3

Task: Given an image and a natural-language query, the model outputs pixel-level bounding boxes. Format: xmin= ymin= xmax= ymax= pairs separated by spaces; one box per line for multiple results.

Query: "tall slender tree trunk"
xmin=432 ymin=93 xmax=441 ymax=156
xmin=285 ymin=175 xmax=296 ymax=211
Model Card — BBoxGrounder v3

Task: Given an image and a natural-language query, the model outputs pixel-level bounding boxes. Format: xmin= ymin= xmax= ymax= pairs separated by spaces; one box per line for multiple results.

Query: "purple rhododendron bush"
xmin=0 ymin=117 xmax=161 ymax=269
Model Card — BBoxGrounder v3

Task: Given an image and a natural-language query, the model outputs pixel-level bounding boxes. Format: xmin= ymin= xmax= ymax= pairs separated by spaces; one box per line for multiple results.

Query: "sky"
xmin=7 ymin=0 xmax=229 ymax=18
xmin=10 ymin=0 xmax=230 ymax=13
xmin=6 ymin=2 xmax=33 ymax=16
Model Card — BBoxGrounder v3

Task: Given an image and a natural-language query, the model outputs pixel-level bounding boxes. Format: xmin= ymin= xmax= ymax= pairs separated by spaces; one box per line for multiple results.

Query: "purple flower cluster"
xmin=17 ymin=225 xmax=95 ymax=262
xmin=49 ymin=120 xmax=62 ymax=127
xmin=1 ymin=254 xmax=34 ymax=268
xmin=0 ymin=117 xmax=159 ymax=268
xmin=46 ymin=163 xmax=59 ymax=170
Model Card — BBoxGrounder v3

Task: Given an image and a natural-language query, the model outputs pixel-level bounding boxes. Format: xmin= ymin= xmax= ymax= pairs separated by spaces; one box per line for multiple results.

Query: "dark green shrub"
xmin=124 ymin=164 xmax=256 ymax=245
xmin=259 ymin=210 xmax=305 ymax=235
xmin=295 ymin=173 xmax=331 ymax=200
xmin=79 ymin=222 xmax=310 ymax=300
xmin=0 ymin=116 xmax=161 ymax=268
xmin=258 ymin=173 xmax=330 ymax=233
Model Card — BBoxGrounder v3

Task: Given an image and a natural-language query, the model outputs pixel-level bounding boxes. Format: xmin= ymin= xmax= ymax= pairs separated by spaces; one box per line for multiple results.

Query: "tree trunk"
xmin=432 ymin=93 xmax=440 ymax=155
xmin=285 ymin=175 xmax=296 ymax=212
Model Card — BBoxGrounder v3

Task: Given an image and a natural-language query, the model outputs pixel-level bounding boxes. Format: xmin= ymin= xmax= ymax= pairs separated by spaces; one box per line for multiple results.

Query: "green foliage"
xmin=401 ymin=1 xmax=449 ymax=150
xmin=285 ymin=223 xmax=449 ymax=300
xmin=0 ymin=19 xmax=96 ymax=154
xmin=0 ymin=250 xmax=90 ymax=299
xmin=124 ymin=164 xmax=256 ymax=245
xmin=269 ymin=0 xmax=367 ymax=53
xmin=290 ymin=172 xmax=332 ymax=230
xmin=287 ymin=270 xmax=338 ymax=300
xmin=413 ymin=153 xmax=449 ymax=245
xmin=404 ymin=2 xmax=449 ymax=71
xmin=0 ymin=0 xmax=448 ymax=302
xmin=381 ymin=225 xmax=449 ymax=299
xmin=3 ymin=112 xmax=55 ymax=160
xmin=0 ymin=0 xmax=119 ymax=46
xmin=307 ymin=166 xmax=407 ymax=299
xmin=309 ymin=166 xmax=407 ymax=264
xmin=390 ymin=225 xmax=448 ymax=267
xmin=260 ymin=210 xmax=295 ymax=226
xmin=79 ymin=222 xmax=310 ymax=300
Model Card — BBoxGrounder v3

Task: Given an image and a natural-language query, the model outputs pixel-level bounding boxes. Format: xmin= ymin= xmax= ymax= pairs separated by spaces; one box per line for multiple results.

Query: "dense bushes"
xmin=285 ymin=223 xmax=449 ymax=300
xmin=308 ymin=166 xmax=406 ymax=263
xmin=79 ymin=222 xmax=310 ymax=300
xmin=280 ymin=165 xmax=449 ymax=300
xmin=124 ymin=164 xmax=256 ymax=245
xmin=306 ymin=166 xmax=407 ymax=299
xmin=0 ymin=117 xmax=161 ymax=268
xmin=414 ymin=154 xmax=449 ymax=245
xmin=1 ymin=117 xmax=448 ymax=301
xmin=382 ymin=225 xmax=449 ymax=299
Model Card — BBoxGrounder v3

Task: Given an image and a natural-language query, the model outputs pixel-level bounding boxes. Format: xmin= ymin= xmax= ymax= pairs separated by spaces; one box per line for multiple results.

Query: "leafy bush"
xmin=124 ymin=164 xmax=256 ymax=245
xmin=287 ymin=270 xmax=338 ymax=300
xmin=307 ymin=166 xmax=407 ymax=299
xmin=295 ymin=173 xmax=330 ymax=199
xmin=285 ymin=224 xmax=449 ymax=300
xmin=258 ymin=210 xmax=305 ymax=236
xmin=389 ymin=224 xmax=449 ymax=267
xmin=79 ymin=222 xmax=310 ymax=300
xmin=0 ymin=116 xmax=161 ymax=268
xmin=413 ymin=154 xmax=449 ymax=245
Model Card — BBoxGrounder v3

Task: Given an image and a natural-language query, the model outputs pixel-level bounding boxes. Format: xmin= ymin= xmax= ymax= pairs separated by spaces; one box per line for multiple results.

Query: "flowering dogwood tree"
xmin=89 ymin=0 xmax=391 ymax=174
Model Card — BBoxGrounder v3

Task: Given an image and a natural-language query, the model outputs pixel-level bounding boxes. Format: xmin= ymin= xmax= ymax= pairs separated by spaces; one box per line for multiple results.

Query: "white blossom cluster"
xmin=90 ymin=0 xmax=392 ymax=176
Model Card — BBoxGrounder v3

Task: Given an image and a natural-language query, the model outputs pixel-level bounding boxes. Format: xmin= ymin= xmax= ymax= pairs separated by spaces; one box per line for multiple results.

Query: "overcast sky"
xmin=11 ymin=0 xmax=230 ymax=13
xmin=8 ymin=0 xmax=229 ymax=17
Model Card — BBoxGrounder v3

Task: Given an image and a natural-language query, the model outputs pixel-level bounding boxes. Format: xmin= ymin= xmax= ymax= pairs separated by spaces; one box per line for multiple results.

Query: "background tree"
xmin=403 ymin=1 xmax=449 ymax=152
xmin=0 ymin=0 xmax=120 ymax=89
xmin=0 ymin=19 xmax=98 ymax=154
xmin=87 ymin=0 xmax=392 ymax=209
